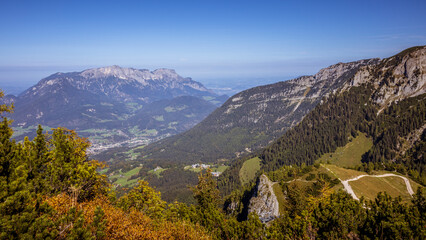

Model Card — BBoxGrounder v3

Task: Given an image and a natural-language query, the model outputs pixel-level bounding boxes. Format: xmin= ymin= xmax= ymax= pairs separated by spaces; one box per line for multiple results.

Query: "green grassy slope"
xmin=110 ymin=167 xmax=142 ymax=188
xmin=323 ymin=164 xmax=420 ymax=203
xmin=239 ymin=157 xmax=261 ymax=185
xmin=350 ymin=176 xmax=422 ymax=203
xmin=316 ymin=133 xmax=373 ymax=168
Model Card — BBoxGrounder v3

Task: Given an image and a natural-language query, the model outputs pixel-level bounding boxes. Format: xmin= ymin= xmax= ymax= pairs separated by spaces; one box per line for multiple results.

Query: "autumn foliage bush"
xmin=46 ymin=193 xmax=210 ymax=240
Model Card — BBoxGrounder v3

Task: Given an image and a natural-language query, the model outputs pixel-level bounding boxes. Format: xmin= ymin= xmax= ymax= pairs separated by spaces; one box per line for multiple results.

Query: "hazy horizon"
xmin=1 ymin=0 xmax=426 ymax=95
xmin=0 ymin=64 xmax=297 ymax=96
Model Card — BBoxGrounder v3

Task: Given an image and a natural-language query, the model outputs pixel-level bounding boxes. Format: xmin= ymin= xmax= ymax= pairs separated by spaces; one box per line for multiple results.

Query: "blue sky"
xmin=1 ymin=0 xmax=425 ymax=94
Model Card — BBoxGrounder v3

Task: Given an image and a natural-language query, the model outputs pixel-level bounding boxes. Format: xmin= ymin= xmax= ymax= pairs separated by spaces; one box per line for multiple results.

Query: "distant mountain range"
xmin=2 ymin=66 xmax=227 ymax=152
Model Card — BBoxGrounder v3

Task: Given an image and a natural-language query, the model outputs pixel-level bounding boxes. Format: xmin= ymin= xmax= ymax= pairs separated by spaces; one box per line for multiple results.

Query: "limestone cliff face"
xmin=248 ymin=174 xmax=279 ymax=223
xmin=345 ymin=46 xmax=426 ymax=110
xmin=223 ymin=58 xmax=379 ymax=127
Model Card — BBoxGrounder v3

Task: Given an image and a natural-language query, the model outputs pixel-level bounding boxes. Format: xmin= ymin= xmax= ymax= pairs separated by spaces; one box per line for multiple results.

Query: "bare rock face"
xmin=248 ymin=174 xmax=279 ymax=223
xmin=224 ymin=58 xmax=379 ymax=122
xmin=346 ymin=46 xmax=426 ymax=110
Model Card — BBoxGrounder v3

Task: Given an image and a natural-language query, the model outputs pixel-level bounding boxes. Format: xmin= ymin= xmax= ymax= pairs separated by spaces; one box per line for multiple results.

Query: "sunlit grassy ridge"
xmin=272 ymin=183 xmax=287 ymax=214
xmin=324 ymin=164 xmax=365 ymax=180
xmin=316 ymin=133 xmax=373 ymax=167
xmin=239 ymin=157 xmax=261 ymax=185
xmin=110 ymin=167 xmax=142 ymax=188
xmin=323 ymin=164 xmax=419 ymax=203
xmin=350 ymin=176 xmax=422 ymax=203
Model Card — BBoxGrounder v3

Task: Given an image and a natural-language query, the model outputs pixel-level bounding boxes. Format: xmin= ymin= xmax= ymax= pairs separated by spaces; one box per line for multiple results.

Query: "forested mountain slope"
xmin=218 ymin=46 xmax=426 ymax=195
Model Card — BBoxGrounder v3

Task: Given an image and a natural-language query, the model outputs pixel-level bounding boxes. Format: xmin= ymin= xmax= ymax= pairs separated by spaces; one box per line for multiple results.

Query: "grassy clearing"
xmin=202 ymin=96 xmax=215 ymax=101
xmin=164 ymin=106 xmax=175 ymax=112
xmin=153 ymin=115 xmax=164 ymax=121
xmin=123 ymin=146 xmax=144 ymax=160
xmin=272 ymin=183 xmax=287 ymax=214
xmin=13 ymin=127 xmax=35 ymax=138
xmin=125 ymin=102 xmax=143 ymax=112
xmin=148 ymin=167 xmax=166 ymax=177
xmin=98 ymin=168 xmax=109 ymax=175
xmin=239 ymin=157 xmax=261 ymax=185
xmin=323 ymin=164 xmax=365 ymax=181
xmin=324 ymin=165 xmax=421 ymax=202
xmin=215 ymin=165 xmax=229 ymax=173
xmin=142 ymin=129 xmax=158 ymax=136
xmin=316 ymin=133 xmax=373 ymax=168
xmin=115 ymin=178 xmax=138 ymax=188
xmin=124 ymin=167 xmax=141 ymax=177
xmin=184 ymin=165 xmax=229 ymax=174
xmin=110 ymin=167 xmax=142 ymax=188
xmin=186 ymin=167 xmax=202 ymax=173
xmin=13 ymin=125 xmax=53 ymax=138
xmin=350 ymin=176 xmax=417 ymax=203
xmin=374 ymin=170 xmax=425 ymax=192
xmin=168 ymin=122 xmax=178 ymax=130
xmin=164 ymin=105 xmax=187 ymax=112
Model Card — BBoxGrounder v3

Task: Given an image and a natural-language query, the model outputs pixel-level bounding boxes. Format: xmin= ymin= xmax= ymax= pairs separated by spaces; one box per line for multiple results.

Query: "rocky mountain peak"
xmin=152 ymin=68 xmax=180 ymax=79
xmin=347 ymin=46 xmax=425 ymax=109
xmin=81 ymin=65 xmax=157 ymax=83
xmin=76 ymin=66 xmax=208 ymax=91
xmin=314 ymin=58 xmax=380 ymax=82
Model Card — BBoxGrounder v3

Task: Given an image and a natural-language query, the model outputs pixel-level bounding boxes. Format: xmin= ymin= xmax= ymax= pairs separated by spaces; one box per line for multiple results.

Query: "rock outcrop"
xmin=248 ymin=174 xmax=280 ymax=223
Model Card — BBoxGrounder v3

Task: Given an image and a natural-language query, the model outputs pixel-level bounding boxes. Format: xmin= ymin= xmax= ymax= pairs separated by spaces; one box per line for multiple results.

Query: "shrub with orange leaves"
xmin=45 ymin=194 xmax=211 ymax=240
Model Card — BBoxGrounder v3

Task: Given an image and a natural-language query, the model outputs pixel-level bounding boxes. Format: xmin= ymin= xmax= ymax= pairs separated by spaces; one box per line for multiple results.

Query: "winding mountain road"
xmin=324 ymin=166 xmax=415 ymax=201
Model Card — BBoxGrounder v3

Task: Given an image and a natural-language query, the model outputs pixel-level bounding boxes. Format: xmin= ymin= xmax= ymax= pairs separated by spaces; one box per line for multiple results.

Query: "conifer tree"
xmin=117 ymin=180 xmax=166 ymax=218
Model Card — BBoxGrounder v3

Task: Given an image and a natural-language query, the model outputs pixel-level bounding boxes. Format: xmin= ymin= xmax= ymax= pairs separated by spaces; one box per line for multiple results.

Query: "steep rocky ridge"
xmin=248 ymin=174 xmax=280 ymax=223
xmin=135 ymin=58 xmax=379 ymax=164
xmin=344 ymin=46 xmax=426 ymax=110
